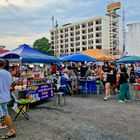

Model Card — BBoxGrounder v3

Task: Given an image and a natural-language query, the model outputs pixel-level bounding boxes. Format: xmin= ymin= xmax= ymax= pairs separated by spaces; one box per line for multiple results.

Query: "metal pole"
xmin=122 ymin=8 xmax=126 ymax=55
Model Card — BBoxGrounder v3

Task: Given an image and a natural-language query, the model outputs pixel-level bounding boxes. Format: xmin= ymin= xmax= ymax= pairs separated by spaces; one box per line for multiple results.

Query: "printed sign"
xmin=107 ymin=2 xmax=121 ymax=12
xmin=26 ymin=83 xmax=55 ymax=102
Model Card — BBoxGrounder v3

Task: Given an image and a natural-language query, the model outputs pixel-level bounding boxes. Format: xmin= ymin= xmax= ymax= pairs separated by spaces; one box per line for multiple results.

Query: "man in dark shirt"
xmin=110 ymin=63 xmax=117 ymax=95
xmin=80 ymin=62 xmax=88 ymax=78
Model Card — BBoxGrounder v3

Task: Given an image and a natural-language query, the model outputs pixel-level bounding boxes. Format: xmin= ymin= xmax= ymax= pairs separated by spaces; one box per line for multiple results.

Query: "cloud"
xmin=0 ymin=32 xmax=50 ymax=50
xmin=0 ymin=0 xmax=139 ymax=50
xmin=0 ymin=0 xmax=69 ymax=8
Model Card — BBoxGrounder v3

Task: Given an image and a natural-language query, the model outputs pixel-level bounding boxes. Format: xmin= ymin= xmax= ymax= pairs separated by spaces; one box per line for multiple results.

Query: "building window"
xmin=76 ymin=42 xmax=80 ymax=46
xmin=70 ymin=38 xmax=74 ymax=42
xmin=60 ymin=49 xmax=64 ymax=53
xmin=60 ymin=45 xmax=63 ymax=49
xmin=96 ymin=33 xmax=102 ymax=37
xmin=88 ymin=40 xmax=93 ymax=45
xmin=70 ymin=27 xmax=74 ymax=31
xmin=96 ymin=26 xmax=102 ymax=31
xmin=88 ymin=34 xmax=93 ymax=39
xmin=82 ymin=47 xmax=87 ymax=51
xmin=55 ymin=35 xmax=59 ymax=39
xmin=51 ymin=46 xmax=54 ymax=49
xmin=82 ymin=35 xmax=87 ymax=40
xmin=96 ymin=39 xmax=102 ymax=43
xmin=51 ymin=32 xmax=54 ymax=35
xmin=65 ymin=28 xmax=68 ymax=32
xmin=75 ymin=31 xmax=80 ymax=35
xmin=71 ymin=48 xmax=74 ymax=52
xmin=51 ymin=41 xmax=54 ymax=45
xmin=88 ymin=22 xmax=93 ymax=27
xmin=88 ymin=28 xmax=93 ymax=33
xmin=71 ymin=43 xmax=74 ymax=47
xmin=65 ymin=33 xmax=68 ymax=37
xmin=60 ymin=35 xmax=63 ymax=38
xmin=76 ymin=36 xmax=80 ymax=41
xmin=75 ymin=25 xmax=80 ymax=30
xmin=70 ymin=32 xmax=74 ymax=36
xmin=60 ymin=29 xmax=63 ymax=33
xmin=65 ymin=44 xmax=69 ymax=48
xmin=82 ymin=41 xmax=87 ymax=45
xmin=96 ymin=45 xmax=102 ymax=49
xmin=88 ymin=46 xmax=93 ymax=49
xmin=65 ymin=49 xmax=69 ymax=52
xmin=82 ymin=24 xmax=87 ymax=28
xmin=65 ymin=39 xmax=69 ymax=43
xmin=96 ymin=19 xmax=101 ymax=25
xmin=76 ymin=48 xmax=80 ymax=52
xmin=60 ymin=40 xmax=63 ymax=43
xmin=82 ymin=30 xmax=87 ymax=34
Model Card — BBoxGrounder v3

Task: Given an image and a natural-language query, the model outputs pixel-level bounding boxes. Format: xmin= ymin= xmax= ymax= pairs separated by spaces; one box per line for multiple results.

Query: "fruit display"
xmin=18 ymin=99 xmax=35 ymax=104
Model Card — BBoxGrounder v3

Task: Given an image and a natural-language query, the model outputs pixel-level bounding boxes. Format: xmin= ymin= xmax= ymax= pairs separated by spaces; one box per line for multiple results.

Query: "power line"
xmin=0 ymin=3 xmax=39 ymax=34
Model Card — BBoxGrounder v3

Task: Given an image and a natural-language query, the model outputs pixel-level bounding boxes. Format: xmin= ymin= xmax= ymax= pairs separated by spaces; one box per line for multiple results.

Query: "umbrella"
xmin=0 ymin=44 xmax=59 ymax=63
xmin=59 ymin=53 xmax=96 ymax=62
xmin=117 ymin=56 xmax=140 ymax=63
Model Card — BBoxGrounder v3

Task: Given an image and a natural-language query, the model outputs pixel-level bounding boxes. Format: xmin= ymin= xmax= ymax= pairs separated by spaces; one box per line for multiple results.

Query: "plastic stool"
xmin=54 ymin=92 xmax=66 ymax=106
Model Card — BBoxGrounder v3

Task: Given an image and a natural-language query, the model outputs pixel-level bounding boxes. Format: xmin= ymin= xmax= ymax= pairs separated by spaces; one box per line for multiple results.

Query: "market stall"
xmin=0 ymin=44 xmax=59 ymax=103
xmin=59 ymin=53 xmax=98 ymax=95
xmin=59 ymin=53 xmax=96 ymax=62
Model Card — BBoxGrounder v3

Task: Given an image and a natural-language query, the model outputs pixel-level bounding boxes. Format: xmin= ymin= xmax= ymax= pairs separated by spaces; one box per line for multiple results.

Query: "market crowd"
xmin=0 ymin=58 xmax=139 ymax=139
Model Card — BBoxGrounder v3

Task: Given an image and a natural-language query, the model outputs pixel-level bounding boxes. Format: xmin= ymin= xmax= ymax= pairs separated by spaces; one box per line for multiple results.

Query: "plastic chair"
xmin=11 ymin=91 xmax=30 ymax=121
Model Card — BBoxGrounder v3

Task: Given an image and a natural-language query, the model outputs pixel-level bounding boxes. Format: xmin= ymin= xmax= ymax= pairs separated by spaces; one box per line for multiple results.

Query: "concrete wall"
xmin=126 ymin=23 xmax=140 ymax=56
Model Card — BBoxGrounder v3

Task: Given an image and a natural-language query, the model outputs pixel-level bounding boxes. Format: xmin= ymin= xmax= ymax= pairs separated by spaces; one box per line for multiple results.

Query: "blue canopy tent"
xmin=117 ymin=56 xmax=140 ymax=64
xmin=59 ymin=53 xmax=96 ymax=62
xmin=0 ymin=44 xmax=59 ymax=63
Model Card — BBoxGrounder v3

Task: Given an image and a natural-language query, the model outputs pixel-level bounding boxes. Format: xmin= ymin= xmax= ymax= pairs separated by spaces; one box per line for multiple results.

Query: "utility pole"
xmin=54 ymin=20 xmax=58 ymax=57
xmin=122 ymin=8 xmax=126 ymax=55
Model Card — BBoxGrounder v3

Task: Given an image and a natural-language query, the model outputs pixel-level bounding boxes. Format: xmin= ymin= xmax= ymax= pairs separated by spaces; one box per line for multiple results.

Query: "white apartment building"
xmin=50 ymin=13 xmax=120 ymax=57
xmin=126 ymin=23 xmax=140 ymax=56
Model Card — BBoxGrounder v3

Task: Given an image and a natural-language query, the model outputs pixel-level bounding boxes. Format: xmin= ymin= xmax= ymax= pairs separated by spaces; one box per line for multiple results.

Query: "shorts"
xmin=0 ymin=103 xmax=9 ymax=117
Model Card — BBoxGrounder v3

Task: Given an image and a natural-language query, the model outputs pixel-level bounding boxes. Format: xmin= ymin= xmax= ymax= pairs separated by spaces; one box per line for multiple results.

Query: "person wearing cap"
xmin=0 ymin=59 xmax=16 ymax=139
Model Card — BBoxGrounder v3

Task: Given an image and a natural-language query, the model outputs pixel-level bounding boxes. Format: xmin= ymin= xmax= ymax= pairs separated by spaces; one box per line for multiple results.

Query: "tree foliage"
xmin=33 ymin=37 xmax=54 ymax=56
xmin=0 ymin=45 xmax=6 ymax=50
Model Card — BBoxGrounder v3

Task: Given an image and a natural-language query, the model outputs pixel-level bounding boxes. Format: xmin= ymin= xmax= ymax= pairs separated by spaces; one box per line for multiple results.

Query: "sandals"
xmin=1 ymin=133 xmax=16 ymax=139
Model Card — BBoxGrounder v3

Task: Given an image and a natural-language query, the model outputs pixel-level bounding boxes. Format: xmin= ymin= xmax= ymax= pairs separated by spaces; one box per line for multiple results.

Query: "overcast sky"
xmin=0 ymin=0 xmax=139 ymax=50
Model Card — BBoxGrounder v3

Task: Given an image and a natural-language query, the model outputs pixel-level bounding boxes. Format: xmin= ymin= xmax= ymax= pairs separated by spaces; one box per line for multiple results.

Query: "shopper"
xmin=110 ymin=63 xmax=117 ymax=95
xmin=0 ymin=59 xmax=16 ymax=139
xmin=102 ymin=62 xmax=113 ymax=101
xmin=67 ymin=66 xmax=78 ymax=94
xmin=118 ymin=67 xmax=131 ymax=103
xmin=80 ymin=62 xmax=88 ymax=78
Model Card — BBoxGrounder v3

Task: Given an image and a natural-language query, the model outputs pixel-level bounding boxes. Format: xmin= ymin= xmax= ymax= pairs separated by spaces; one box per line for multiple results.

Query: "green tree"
xmin=33 ymin=37 xmax=54 ymax=56
xmin=0 ymin=45 xmax=6 ymax=50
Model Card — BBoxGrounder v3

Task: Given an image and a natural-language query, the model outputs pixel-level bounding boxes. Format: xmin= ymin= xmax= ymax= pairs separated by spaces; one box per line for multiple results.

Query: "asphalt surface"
xmin=0 ymin=92 xmax=140 ymax=140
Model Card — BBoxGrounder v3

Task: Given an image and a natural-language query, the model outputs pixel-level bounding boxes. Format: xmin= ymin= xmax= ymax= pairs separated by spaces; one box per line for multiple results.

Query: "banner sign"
xmin=26 ymin=83 xmax=55 ymax=102
xmin=107 ymin=2 xmax=121 ymax=12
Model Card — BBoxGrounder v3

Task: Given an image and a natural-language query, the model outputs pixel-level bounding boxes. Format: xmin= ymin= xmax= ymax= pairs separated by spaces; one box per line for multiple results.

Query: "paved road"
xmin=0 ymin=93 xmax=140 ymax=140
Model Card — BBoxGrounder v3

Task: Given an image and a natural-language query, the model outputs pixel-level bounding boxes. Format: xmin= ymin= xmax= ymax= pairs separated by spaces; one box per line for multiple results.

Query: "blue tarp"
xmin=59 ymin=53 xmax=96 ymax=62
xmin=0 ymin=44 xmax=59 ymax=63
